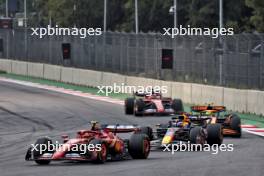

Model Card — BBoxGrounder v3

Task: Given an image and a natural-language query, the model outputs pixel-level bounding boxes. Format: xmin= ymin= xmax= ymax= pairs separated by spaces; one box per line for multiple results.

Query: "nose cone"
xmin=162 ymin=136 xmax=173 ymax=145
xmin=51 ymin=143 xmax=72 ymax=159
xmin=52 ymin=151 xmax=65 ymax=159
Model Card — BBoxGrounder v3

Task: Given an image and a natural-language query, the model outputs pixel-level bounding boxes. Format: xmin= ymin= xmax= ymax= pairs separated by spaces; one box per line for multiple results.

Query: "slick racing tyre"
xmin=128 ymin=134 xmax=150 ymax=159
xmin=172 ymin=99 xmax=184 ymax=113
xmin=190 ymin=127 xmax=206 ymax=150
xmin=138 ymin=126 xmax=154 ymax=141
xmin=89 ymin=139 xmax=108 ymax=164
xmin=190 ymin=127 xmax=205 ymax=144
xmin=134 ymin=99 xmax=145 ymax=116
xmin=33 ymin=137 xmax=53 ymax=165
xmin=206 ymin=124 xmax=223 ymax=146
xmin=230 ymin=114 xmax=242 ymax=138
xmin=125 ymin=98 xmax=135 ymax=114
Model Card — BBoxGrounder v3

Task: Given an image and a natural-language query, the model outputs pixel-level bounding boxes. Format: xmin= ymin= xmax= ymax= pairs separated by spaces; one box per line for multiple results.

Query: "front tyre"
xmin=125 ymin=98 xmax=135 ymax=114
xmin=33 ymin=137 xmax=53 ymax=165
xmin=134 ymin=99 xmax=145 ymax=116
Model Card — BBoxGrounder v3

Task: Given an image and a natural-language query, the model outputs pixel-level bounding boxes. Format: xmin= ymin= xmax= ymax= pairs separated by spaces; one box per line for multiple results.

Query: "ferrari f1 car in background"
xmin=25 ymin=121 xmax=150 ymax=165
xmin=124 ymin=91 xmax=184 ymax=116
xmin=147 ymin=114 xmax=223 ymax=148
xmin=190 ymin=105 xmax=241 ymax=138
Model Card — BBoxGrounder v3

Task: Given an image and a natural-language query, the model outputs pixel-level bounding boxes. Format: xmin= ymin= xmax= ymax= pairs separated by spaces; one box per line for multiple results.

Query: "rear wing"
xmin=102 ymin=124 xmax=139 ymax=133
xmin=172 ymin=115 xmax=211 ymax=122
xmin=191 ymin=105 xmax=226 ymax=112
xmin=188 ymin=115 xmax=212 ymax=121
xmin=133 ymin=91 xmax=147 ymax=97
xmin=133 ymin=90 xmax=162 ymax=97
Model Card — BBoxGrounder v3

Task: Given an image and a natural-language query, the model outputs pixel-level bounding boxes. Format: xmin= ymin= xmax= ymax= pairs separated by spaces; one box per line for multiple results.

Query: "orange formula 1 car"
xmin=190 ymin=105 xmax=242 ymax=137
xmin=25 ymin=121 xmax=150 ymax=165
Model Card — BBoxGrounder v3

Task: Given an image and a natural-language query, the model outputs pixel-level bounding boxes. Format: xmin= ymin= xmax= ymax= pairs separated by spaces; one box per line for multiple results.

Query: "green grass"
xmin=1 ymin=72 xmax=264 ymax=128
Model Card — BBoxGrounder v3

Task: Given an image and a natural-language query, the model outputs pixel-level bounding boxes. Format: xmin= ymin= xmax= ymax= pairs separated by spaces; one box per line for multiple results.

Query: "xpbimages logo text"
xmin=162 ymin=142 xmax=234 ymax=155
xmin=31 ymin=25 xmax=102 ymax=38
xmin=97 ymin=83 xmax=168 ymax=96
xmin=163 ymin=25 xmax=234 ymax=38
xmin=30 ymin=141 xmax=102 ymax=155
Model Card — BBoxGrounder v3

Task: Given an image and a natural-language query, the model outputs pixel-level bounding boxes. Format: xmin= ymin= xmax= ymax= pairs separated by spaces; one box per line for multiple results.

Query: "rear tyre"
xmin=33 ymin=137 xmax=52 ymax=165
xmin=190 ymin=127 xmax=202 ymax=144
xmin=207 ymin=124 xmax=223 ymax=146
xmin=128 ymin=134 xmax=150 ymax=159
xmin=125 ymin=98 xmax=135 ymax=115
xmin=89 ymin=139 xmax=107 ymax=164
xmin=230 ymin=114 xmax=241 ymax=138
xmin=190 ymin=127 xmax=205 ymax=150
xmin=172 ymin=99 xmax=184 ymax=113
xmin=138 ymin=127 xmax=154 ymax=141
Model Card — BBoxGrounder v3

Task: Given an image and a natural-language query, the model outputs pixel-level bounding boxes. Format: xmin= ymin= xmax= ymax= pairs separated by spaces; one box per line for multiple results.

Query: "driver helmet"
xmin=91 ymin=121 xmax=101 ymax=131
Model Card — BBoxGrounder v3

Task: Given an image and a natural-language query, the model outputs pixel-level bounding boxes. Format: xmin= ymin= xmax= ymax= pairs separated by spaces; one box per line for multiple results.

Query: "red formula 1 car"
xmin=125 ymin=91 xmax=184 ymax=116
xmin=25 ymin=121 xmax=150 ymax=165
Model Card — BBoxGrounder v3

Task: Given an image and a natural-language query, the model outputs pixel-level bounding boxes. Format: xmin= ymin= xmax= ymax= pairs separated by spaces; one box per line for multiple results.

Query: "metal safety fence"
xmin=0 ymin=28 xmax=263 ymax=90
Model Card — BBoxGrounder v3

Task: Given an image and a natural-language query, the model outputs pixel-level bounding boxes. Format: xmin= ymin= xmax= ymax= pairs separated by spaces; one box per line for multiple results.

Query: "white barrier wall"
xmin=161 ymin=81 xmax=172 ymax=98
xmin=223 ymin=88 xmax=248 ymax=112
xmin=78 ymin=69 xmax=102 ymax=87
xmin=126 ymin=76 xmax=155 ymax=88
xmin=0 ymin=59 xmax=11 ymax=72
xmin=11 ymin=60 xmax=28 ymax=75
xmin=43 ymin=64 xmax=61 ymax=81
xmin=27 ymin=63 xmax=44 ymax=78
xmin=171 ymin=82 xmax=192 ymax=104
xmin=0 ymin=59 xmax=263 ymax=115
xmin=191 ymin=84 xmax=224 ymax=105
xmin=247 ymin=90 xmax=264 ymax=115
xmin=61 ymin=67 xmax=73 ymax=83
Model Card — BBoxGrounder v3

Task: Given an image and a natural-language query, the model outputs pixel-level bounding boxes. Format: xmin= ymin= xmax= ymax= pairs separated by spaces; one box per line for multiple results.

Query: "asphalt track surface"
xmin=0 ymin=81 xmax=263 ymax=176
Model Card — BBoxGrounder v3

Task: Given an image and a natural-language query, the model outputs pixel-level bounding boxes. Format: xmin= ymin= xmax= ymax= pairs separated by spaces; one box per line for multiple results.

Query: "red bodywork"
xmin=138 ymin=94 xmax=175 ymax=114
xmin=50 ymin=129 xmax=124 ymax=160
xmin=29 ymin=126 xmax=142 ymax=162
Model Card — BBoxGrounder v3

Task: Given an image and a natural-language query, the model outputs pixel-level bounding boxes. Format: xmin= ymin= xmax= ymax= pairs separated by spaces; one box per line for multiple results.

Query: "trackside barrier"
xmin=191 ymin=84 xmax=224 ymax=105
xmin=78 ymin=69 xmax=102 ymax=87
xmin=61 ymin=67 xmax=73 ymax=83
xmin=43 ymin=64 xmax=61 ymax=81
xmin=161 ymin=81 xmax=172 ymax=98
xmin=27 ymin=62 xmax=44 ymax=78
xmin=224 ymin=88 xmax=248 ymax=113
xmin=104 ymin=72 xmax=126 ymax=87
xmin=247 ymin=90 xmax=264 ymax=115
xmin=171 ymin=82 xmax=192 ymax=104
xmin=126 ymin=76 xmax=152 ymax=88
xmin=11 ymin=60 xmax=28 ymax=76
xmin=0 ymin=59 xmax=11 ymax=72
xmin=0 ymin=59 xmax=263 ymax=115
